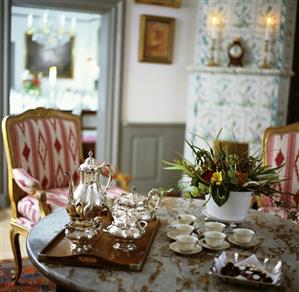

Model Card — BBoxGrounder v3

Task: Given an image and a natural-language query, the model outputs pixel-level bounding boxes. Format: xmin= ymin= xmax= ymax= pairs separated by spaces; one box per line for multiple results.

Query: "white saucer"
xmin=227 ymin=235 xmax=263 ymax=248
xmin=169 ymin=242 xmax=202 ymax=255
xmin=198 ymin=238 xmax=230 ymax=251
xmin=201 ymin=208 xmax=245 ymax=224
xmin=167 ymin=230 xmax=197 ymax=240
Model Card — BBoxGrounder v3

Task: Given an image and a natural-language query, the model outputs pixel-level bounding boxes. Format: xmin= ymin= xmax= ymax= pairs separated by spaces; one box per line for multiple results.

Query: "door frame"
xmin=0 ymin=0 xmax=124 ymax=206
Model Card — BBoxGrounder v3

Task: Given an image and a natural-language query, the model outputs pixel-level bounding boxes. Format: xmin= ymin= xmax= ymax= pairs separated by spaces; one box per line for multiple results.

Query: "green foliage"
xmin=164 ymin=135 xmax=294 ymax=210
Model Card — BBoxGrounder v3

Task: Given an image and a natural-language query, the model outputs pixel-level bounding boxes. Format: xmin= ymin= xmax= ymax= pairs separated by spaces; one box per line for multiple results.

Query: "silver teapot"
xmin=104 ymin=209 xmax=147 ymax=251
xmin=109 ymin=187 xmax=161 ymax=222
xmin=64 ymin=151 xmax=112 ymax=253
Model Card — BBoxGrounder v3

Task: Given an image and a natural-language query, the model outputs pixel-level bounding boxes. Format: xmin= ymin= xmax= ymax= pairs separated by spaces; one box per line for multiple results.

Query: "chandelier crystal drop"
xmin=27 ymin=11 xmax=76 ymax=49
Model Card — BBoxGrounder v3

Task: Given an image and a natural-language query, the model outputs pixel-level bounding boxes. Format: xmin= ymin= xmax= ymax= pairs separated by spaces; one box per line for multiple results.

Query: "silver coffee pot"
xmin=65 ymin=151 xmax=112 ymax=220
xmin=64 ymin=151 xmax=112 ymax=253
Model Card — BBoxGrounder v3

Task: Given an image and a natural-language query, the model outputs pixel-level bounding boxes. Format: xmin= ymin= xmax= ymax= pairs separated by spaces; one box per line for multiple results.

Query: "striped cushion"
xmin=17 ymin=186 xmax=125 ymax=227
xmin=260 ymin=131 xmax=299 ymax=221
xmin=9 ymin=117 xmax=80 ymax=190
xmin=13 ymin=168 xmax=41 ymax=195
xmin=16 ymin=217 xmax=35 ymax=230
xmin=17 ymin=188 xmax=69 ymax=223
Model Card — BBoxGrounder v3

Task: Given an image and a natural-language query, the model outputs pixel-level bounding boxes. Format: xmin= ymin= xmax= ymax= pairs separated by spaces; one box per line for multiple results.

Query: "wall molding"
xmin=122 ymin=122 xmax=185 ymax=127
xmin=187 ymin=66 xmax=294 ymax=77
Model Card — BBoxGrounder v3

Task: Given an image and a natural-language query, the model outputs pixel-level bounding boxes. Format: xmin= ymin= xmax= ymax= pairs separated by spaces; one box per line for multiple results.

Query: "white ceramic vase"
xmin=205 ymin=191 xmax=252 ymax=221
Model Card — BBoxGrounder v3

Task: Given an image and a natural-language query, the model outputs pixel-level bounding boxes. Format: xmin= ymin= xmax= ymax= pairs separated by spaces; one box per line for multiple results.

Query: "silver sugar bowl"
xmin=104 ymin=209 xmax=147 ymax=251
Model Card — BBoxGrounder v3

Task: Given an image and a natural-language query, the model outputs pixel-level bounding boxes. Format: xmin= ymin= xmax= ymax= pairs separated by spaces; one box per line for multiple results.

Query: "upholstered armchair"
xmin=257 ymin=122 xmax=299 ymax=222
xmin=2 ymin=107 xmax=131 ymax=283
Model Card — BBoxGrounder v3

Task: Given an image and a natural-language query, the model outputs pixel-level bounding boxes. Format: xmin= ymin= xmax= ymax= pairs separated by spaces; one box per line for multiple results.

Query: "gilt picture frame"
xmin=138 ymin=15 xmax=175 ymax=64
xmin=25 ymin=33 xmax=74 ymax=78
xmin=135 ymin=0 xmax=181 ymax=8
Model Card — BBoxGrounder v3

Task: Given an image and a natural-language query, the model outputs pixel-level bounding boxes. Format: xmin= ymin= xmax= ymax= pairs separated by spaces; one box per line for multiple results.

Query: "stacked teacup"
xmin=203 ymin=222 xmax=226 ymax=248
xmin=174 ymin=214 xmax=198 ymax=252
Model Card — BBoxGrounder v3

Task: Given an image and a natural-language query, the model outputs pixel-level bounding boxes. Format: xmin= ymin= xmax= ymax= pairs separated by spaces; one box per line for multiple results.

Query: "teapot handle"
xmin=148 ymin=188 xmax=161 ymax=210
xmin=92 ymin=216 xmax=103 ymax=230
xmin=98 ymin=162 xmax=113 ymax=193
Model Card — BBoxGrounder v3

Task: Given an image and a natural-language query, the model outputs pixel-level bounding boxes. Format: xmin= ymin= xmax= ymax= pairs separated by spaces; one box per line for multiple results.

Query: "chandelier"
xmin=27 ymin=11 xmax=76 ymax=49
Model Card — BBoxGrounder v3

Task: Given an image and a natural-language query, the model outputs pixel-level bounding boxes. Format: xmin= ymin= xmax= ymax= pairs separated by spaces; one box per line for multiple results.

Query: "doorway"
xmin=10 ymin=7 xmax=101 ymax=115
xmin=0 ymin=0 xmax=124 ymax=205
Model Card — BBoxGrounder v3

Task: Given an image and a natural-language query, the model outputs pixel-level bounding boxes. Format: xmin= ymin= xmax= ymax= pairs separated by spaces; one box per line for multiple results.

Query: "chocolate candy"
xmin=220 ymin=262 xmax=273 ymax=283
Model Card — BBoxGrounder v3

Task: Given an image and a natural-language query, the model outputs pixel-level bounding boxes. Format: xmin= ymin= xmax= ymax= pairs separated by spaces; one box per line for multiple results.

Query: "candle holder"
xmin=260 ymin=39 xmax=271 ymax=69
xmin=208 ymin=38 xmax=218 ymax=67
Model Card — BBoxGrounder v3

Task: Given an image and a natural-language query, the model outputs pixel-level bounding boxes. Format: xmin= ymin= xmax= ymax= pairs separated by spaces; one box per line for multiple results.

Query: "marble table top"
xmin=27 ymin=197 xmax=299 ymax=292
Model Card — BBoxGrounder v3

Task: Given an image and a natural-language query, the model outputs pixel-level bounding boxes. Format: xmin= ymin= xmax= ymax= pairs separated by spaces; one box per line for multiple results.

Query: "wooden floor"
xmin=0 ymin=208 xmax=27 ymax=260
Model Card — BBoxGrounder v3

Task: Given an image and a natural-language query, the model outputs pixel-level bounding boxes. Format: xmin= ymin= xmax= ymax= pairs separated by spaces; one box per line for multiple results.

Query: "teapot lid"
xmin=117 ymin=186 xmax=142 ymax=208
xmin=79 ymin=151 xmax=101 ymax=172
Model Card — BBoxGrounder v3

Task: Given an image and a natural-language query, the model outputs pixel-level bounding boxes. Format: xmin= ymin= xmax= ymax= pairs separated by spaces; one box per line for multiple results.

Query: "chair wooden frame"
xmin=263 ymin=122 xmax=299 ymax=165
xmin=258 ymin=122 xmax=299 ymax=209
xmin=2 ymin=107 xmax=83 ymax=283
xmin=214 ymin=140 xmax=249 ymax=156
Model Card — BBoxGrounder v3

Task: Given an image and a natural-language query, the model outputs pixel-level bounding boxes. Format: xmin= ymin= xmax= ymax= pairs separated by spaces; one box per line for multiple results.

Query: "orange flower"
xmin=235 ymin=171 xmax=248 ymax=186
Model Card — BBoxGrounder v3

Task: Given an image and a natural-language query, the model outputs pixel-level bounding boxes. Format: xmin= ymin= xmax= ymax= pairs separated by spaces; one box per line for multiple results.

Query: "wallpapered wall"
xmin=184 ymin=0 xmax=297 ymax=160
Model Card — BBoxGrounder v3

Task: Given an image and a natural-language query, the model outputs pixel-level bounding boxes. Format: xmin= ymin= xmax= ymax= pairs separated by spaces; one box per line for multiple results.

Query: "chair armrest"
xmin=12 ymin=168 xmax=50 ymax=217
xmin=12 ymin=168 xmax=42 ymax=195
xmin=114 ymin=172 xmax=132 ymax=191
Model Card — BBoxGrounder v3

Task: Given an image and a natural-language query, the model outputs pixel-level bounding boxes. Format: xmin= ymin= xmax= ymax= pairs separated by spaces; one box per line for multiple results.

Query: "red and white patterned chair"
xmin=2 ymin=107 xmax=131 ymax=283
xmin=258 ymin=122 xmax=299 ymax=222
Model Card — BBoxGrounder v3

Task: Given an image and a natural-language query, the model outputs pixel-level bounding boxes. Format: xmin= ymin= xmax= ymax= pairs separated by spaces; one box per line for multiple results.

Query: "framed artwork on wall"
xmin=138 ymin=15 xmax=175 ymax=64
xmin=25 ymin=34 xmax=74 ymax=78
xmin=135 ymin=0 xmax=181 ymax=8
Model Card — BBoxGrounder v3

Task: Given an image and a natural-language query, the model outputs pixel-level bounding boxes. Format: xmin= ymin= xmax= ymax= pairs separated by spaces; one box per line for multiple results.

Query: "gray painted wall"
xmin=120 ymin=123 xmax=185 ymax=193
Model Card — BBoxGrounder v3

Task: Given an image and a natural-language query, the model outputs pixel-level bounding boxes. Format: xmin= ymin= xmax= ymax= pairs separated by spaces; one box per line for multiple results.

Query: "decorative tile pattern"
xmin=194 ymin=0 xmax=294 ymax=69
xmin=185 ymin=0 xmax=296 ymax=161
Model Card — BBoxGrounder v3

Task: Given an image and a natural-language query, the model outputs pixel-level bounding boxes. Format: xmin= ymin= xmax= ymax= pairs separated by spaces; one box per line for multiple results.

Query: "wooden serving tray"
xmin=38 ymin=214 xmax=160 ymax=271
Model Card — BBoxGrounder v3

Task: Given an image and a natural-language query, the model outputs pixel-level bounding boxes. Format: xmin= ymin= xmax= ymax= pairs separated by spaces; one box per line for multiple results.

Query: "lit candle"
xmin=27 ymin=14 xmax=33 ymax=29
xmin=211 ymin=16 xmax=218 ymax=40
xmin=265 ymin=16 xmax=271 ymax=41
xmin=42 ymin=11 xmax=48 ymax=27
xmin=60 ymin=15 xmax=66 ymax=29
xmin=71 ymin=17 xmax=77 ymax=33
xmin=49 ymin=66 xmax=57 ymax=88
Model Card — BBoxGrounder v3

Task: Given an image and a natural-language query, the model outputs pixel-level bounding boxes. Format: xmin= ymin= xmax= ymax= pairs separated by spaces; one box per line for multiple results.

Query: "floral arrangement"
xmin=22 ymin=73 xmax=41 ymax=96
xmin=164 ymin=135 xmax=297 ymax=220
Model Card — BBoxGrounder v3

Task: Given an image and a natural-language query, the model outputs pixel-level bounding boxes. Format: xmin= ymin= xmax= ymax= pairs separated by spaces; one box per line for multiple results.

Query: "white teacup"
xmin=175 ymin=235 xmax=198 ymax=252
xmin=176 ymin=214 xmax=196 ymax=225
xmin=205 ymin=222 xmax=225 ymax=232
xmin=204 ymin=231 xmax=226 ymax=247
xmin=233 ymin=228 xmax=255 ymax=244
xmin=173 ymin=223 xmax=194 ymax=235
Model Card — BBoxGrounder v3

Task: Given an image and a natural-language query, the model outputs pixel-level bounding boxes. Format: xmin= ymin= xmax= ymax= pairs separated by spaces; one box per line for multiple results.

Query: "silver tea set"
xmin=64 ymin=151 xmax=161 ymax=253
